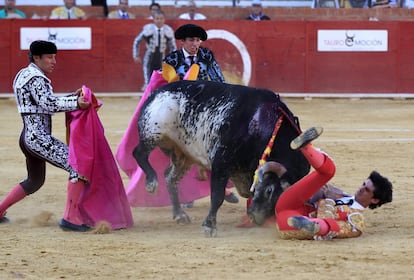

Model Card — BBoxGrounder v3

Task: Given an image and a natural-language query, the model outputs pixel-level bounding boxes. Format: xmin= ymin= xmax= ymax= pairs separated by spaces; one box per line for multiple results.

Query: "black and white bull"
xmin=133 ymin=80 xmax=310 ymax=237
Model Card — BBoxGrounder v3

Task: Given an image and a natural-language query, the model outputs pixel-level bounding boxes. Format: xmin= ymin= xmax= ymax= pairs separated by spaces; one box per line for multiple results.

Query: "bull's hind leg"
xmin=164 ymin=149 xmax=192 ymax=224
xmin=132 ymin=142 xmax=158 ymax=194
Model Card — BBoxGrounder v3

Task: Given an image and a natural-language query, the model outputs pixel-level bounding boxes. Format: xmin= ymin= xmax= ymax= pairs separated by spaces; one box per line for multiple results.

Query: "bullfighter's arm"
xmin=308 ymin=184 xmax=351 ymax=205
xmin=132 ymin=28 xmax=148 ymax=60
xmin=166 ymin=26 xmax=177 ymax=53
xmin=207 ymin=60 xmax=226 ymax=83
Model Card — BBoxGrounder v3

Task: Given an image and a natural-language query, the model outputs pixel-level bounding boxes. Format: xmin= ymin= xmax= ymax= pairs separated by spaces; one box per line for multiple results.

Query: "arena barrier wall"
xmin=1 ymin=19 xmax=414 ymax=95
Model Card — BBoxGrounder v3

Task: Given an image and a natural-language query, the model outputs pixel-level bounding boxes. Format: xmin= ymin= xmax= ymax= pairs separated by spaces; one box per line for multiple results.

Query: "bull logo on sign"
xmin=345 ymin=31 xmax=355 ymax=47
xmin=48 ymin=28 xmax=58 ymax=43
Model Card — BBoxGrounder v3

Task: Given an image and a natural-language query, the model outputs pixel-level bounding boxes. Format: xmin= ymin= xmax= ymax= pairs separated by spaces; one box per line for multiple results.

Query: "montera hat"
xmin=29 ymin=40 xmax=57 ymax=56
xmin=174 ymin=24 xmax=207 ymax=41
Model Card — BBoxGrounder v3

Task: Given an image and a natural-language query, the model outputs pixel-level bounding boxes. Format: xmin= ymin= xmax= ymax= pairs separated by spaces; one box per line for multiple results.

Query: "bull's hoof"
xmin=202 ymin=219 xmax=217 ymax=237
xmin=181 ymin=201 xmax=194 ymax=208
xmin=174 ymin=212 xmax=191 ymax=224
xmin=145 ymin=180 xmax=158 ymax=194
xmin=203 ymin=226 xmax=217 ymax=238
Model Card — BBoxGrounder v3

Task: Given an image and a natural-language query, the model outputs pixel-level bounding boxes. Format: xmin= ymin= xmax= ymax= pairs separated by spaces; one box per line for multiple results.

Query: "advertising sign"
xmin=20 ymin=27 xmax=92 ymax=50
xmin=318 ymin=30 xmax=388 ymax=52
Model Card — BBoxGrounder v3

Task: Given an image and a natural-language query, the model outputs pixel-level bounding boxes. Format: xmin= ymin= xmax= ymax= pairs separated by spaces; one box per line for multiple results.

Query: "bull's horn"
xmin=257 ymin=161 xmax=287 ymax=182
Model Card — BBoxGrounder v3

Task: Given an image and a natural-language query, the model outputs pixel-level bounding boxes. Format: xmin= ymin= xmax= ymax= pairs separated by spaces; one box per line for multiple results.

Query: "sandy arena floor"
xmin=0 ymin=96 xmax=413 ymax=279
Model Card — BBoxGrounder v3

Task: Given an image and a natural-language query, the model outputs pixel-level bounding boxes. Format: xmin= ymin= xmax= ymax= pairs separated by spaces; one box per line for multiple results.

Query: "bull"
xmin=133 ymin=80 xmax=310 ymax=237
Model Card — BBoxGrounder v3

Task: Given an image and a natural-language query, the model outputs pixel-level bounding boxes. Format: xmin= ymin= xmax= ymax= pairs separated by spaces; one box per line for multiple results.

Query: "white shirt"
xmin=182 ymin=49 xmax=197 ymax=65
xmin=178 ymin=13 xmax=206 ymax=20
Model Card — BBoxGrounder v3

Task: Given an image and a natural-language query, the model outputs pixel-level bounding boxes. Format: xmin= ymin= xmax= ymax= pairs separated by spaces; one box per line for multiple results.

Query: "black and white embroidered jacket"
xmin=13 ymin=63 xmax=78 ymax=114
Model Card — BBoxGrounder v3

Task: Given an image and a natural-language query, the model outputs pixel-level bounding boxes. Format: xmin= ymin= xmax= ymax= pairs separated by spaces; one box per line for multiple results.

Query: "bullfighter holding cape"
xmin=0 ymin=40 xmax=132 ymax=231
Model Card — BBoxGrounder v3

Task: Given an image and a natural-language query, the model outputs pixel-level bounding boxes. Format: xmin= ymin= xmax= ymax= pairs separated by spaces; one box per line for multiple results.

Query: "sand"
xmin=0 ymin=96 xmax=413 ymax=280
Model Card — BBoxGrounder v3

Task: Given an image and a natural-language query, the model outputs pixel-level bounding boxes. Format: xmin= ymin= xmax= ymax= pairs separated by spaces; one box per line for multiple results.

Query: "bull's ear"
xmin=184 ymin=64 xmax=200 ymax=81
xmin=162 ymin=63 xmax=179 ymax=83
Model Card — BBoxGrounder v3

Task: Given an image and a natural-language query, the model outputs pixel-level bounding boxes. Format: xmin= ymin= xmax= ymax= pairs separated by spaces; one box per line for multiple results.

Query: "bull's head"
xmin=247 ymin=161 xmax=291 ymax=225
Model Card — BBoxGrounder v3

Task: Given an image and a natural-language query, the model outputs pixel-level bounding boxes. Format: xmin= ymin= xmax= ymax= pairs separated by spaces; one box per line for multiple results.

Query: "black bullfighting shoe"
xmin=0 ymin=213 xmax=9 ymax=223
xmin=59 ymin=219 xmax=91 ymax=232
xmin=290 ymin=126 xmax=323 ymax=150
xmin=287 ymin=216 xmax=320 ymax=235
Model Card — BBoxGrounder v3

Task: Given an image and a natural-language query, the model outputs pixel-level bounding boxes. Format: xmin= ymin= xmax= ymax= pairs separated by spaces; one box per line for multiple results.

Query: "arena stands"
xmin=16 ymin=0 xmax=311 ymax=7
xmin=13 ymin=2 xmax=414 ymax=20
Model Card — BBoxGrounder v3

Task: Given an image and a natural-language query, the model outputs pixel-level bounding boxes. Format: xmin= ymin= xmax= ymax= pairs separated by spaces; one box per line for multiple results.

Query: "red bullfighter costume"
xmin=276 ymin=132 xmax=365 ymax=240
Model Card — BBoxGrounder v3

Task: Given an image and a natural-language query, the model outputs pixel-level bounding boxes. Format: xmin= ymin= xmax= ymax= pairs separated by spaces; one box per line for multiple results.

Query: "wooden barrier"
xmin=1 ymin=18 xmax=414 ymax=94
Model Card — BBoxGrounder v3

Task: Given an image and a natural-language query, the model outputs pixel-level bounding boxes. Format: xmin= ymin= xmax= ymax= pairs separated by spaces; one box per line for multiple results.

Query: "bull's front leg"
xmin=202 ymin=173 xmax=227 ymax=237
xmin=164 ymin=164 xmax=191 ymax=224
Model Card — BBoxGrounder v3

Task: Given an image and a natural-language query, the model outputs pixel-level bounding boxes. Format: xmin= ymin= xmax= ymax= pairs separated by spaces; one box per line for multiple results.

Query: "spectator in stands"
xmin=108 ymin=0 xmax=135 ymax=19
xmin=401 ymin=0 xmax=414 ymax=7
xmin=347 ymin=0 xmax=371 ymax=7
xmin=245 ymin=0 xmax=270 ymax=21
xmin=371 ymin=0 xmax=399 ymax=7
xmin=314 ymin=0 xmax=340 ymax=8
xmin=133 ymin=10 xmax=176 ymax=91
xmin=148 ymin=2 xmax=161 ymax=19
xmin=178 ymin=0 xmax=207 ymax=20
xmin=50 ymin=0 xmax=86 ymax=19
xmin=0 ymin=0 xmax=26 ymax=19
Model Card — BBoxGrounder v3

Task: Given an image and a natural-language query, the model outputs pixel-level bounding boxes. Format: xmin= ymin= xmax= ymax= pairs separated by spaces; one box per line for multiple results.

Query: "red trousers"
xmin=275 ymin=149 xmax=336 ymax=231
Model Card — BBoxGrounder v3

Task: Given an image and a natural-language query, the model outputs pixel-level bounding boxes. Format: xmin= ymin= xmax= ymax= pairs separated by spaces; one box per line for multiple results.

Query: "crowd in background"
xmin=0 ymin=0 xmax=271 ymax=20
xmin=1 ymin=0 xmax=414 ymax=20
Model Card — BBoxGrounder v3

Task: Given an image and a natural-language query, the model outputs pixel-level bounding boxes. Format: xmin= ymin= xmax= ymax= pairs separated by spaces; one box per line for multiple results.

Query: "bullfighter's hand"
xmin=74 ymin=88 xmax=83 ymax=96
xmin=77 ymin=96 xmax=90 ymax=110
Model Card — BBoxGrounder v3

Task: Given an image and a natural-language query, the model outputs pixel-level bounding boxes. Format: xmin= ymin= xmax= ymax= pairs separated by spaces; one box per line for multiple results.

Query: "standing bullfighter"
xmin=163 ymin=23 xmax=237 ymax=206
xmin=0 ymin=40 xmax=90 ymax=230
xmin=164 ymin=23 xmax=226 ymax=85
xmin=132 ymin=10 xmax=176 ymax=91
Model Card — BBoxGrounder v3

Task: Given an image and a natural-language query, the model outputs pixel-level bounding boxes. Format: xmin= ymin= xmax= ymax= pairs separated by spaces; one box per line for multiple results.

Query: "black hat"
xmin=174 ymin=24 xmax=207 ymax=41
xmin=29 ymin=40 xmax=57 ymax=56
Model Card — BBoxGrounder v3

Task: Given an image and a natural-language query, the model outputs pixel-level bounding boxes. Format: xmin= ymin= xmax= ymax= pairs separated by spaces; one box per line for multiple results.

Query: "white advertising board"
xmin=318 ymin=30 xmax=388 ymax=52
xmin=20 ymin=27 xmax=92 ymax=50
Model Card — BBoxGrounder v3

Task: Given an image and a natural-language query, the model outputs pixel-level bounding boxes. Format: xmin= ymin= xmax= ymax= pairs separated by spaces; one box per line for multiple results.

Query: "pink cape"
xmin=115 ymin=71 xmax=211 ymax=207
xmin=66 ymin=86 xmax=134 ymax=229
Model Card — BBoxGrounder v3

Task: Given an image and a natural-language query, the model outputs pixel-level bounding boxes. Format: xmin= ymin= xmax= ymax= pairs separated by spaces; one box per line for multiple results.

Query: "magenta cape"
xmin=66 ymin=86 xmax=134 ymax=229
xmin=115 ymin=71 xmax=211 ymax=207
